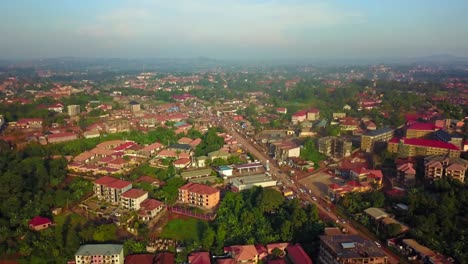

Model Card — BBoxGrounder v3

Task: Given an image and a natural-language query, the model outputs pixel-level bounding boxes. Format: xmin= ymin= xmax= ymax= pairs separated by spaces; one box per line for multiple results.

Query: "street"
xmin=216 ymin=116 xmax=401 ymax=264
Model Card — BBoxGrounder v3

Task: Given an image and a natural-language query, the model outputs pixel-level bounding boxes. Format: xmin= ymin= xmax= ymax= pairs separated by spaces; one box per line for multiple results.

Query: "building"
xmin=16 ymin=118 xmax=43 ymax=128
xmin=138 ymin=198 xmax=165 ymax=222
xmin=319 ymin=137 xmax=352 ymax=158
xmin=306 ymin=108 xmax=320 ymax=121
xmin=224 ymin=245 xmax=259 ymax=263
xmin=83 ymin=130 xmax=100 ymax=139
xmin=269 ymin=140 xmax=300 ymax=163
xmin=291 ymin=111 xmax=307 ymax=124
xmin=28 ymin=216 xmax=52 ymax=231
xmin=230 ymin=174 xmax=277 ymax=192
xmin=361 ymin=128 xmax=394 ymax=152
xmin=67 ymin=104 xmax=80 ymax=116
xmin=319 ymin=234 xmax=388 ymax=264
xmin=75 ymin=244 xmax=124 ymax=264
xmin=396 ymin=162 xmax=416 ymax=187
xmin=388 ymin=138 xmax=461 ymax=158
xmin=93 ymin=176 xmax=132 ymax=205
xmin=424 ymin=155 xmax=468 ymax=183
xmin=401 ymin=239 xmax=452 ymax=264
xmin=120 ymin=189 xmax=148 ymax=210
xmin=129 ymin=100 xmax=141 ymax=113
xmin=188 ymin=252 xmax=211 ymax=264
xmin=178 ymin=183 xmax=220 ymax=209
xmin=47 ymin=132 xmax=78 ymax=144
xmin=406 ymin=123 xmax=437 ymax=139
xmin=285 ymin=244 xmax=313 ymax=264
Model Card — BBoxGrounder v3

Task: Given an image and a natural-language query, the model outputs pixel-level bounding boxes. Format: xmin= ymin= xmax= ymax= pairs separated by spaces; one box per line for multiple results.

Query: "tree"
xmin=386 ymin=223 xmax=402 ymax=238
xmin=256 ymin=188 xmax=284 ymax=213
xmin=92 ymin=224 xmax=117 ymax=242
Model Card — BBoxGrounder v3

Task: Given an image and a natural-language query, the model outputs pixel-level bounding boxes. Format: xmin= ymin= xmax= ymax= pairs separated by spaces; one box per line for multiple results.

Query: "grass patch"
xmin=53 ymin=212 xmax=87 ymax=226
xmin=161 ymin=218 xmax=203 ymax=242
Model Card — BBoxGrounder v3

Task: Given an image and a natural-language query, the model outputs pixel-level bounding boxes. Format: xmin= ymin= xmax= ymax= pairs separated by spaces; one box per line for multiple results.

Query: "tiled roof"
xmin=29 ymin=216 xmax=52 ymax=227
xmin=188 ymin=252 xmax=211 ymax=264
xmin=401 ymin=138 xmax=460 ymax=150
xmin=125 ymin=254 xmax=154 ymax=264
xmin=75 ymin=244 xmax=123 ymax=256
xmin=139 ymin=198 xmax=164 ymax=211
xmin=179 ymin=182 xmax=219 ymax=195
xmin=407 ymin=122 xmax=436 ymax=131
xmin=122 ymin=188 xmax=148 ymax=199
xmin=94 ymin=176 xmax=119 ymax=185
xmin=47 ymin=132 xmax=77 ymax=139
xmin=286 ymin=244 xmax=312 ymax=264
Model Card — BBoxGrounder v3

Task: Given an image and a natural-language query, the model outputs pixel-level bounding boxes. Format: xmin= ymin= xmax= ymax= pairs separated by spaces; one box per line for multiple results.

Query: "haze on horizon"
xmin=1 ymin=0 xmax=468 ymax=61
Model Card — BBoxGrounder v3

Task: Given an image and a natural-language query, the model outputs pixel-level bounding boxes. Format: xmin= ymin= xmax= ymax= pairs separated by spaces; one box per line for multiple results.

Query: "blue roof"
xmin=219 ymin=165 xmax=232 ymax=171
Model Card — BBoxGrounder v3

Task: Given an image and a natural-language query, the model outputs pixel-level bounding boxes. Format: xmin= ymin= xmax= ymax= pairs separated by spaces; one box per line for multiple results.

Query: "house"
xmin=47 ymin=103 xmax=64 ymax=113
xmin=154 ymin=252 xmax=175 ymax=264
xmin=16 ymin=118 xmax=43 ymax=129
xmin=207 ymin=150 xmax=230 ymax=160
xmin=173 ymin=158 xmax=192 ymax=168
xmin=140 ymin=142 xmax=164 ymax=157
xmin=230 ymin=174 xmax=277 ymax=192
xmin=291 ymin=111 xmax=307 ymax=124
xmin=134 ymin=175 xmax=163 ymax=188
xmin=75 ymin=244 xmax=124 ymax=264
xmin=224 ymin=245 xmax=259 ymax=263
xmin=269 ymin=141 xmax=300 ymax=164
xmin=157 ymin=149 xmax=178 ymax=159
xmin=125 ymin=254 xmax=155 ymax=264
xmin=180 ymin=168 xmax=213 ymax=181
xmin=339 ymin=117 xmax=359 ymax=131
xmin=28 ymin=216 xmax=52 ymax=231
xmin=277 ymin=108 xmax=287 ymax=114
xmin=83 ymin=130 xmax=100 ymax=139
xmin=138 ymin=199 xmax=165 ymax=222
xmin=121 ymin=189 xmax=148 ymax=210
xmin=47 ymin=132 xmax=78 ymax=144
xmin=167 ymin=143 xmax=192 ymax=153
xmin=188 ymin=252 xmax=211 ymax=264
xmin=306 ymin=108 xmax=320 ymax=121
xmin=285 ymin=244 xmax=313 ymax=264
xmin=178 ymin=183 xmax=220 ymax=209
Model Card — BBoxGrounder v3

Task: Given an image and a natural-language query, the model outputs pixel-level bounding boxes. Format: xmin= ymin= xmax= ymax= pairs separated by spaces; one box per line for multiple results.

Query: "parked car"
xmin=374 ymin=241 xmax=382 ymax=248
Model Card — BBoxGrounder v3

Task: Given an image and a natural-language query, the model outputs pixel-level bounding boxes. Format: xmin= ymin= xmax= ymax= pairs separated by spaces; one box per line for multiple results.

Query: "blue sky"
xmin=1 ymin=0 xmax=467 ymax=60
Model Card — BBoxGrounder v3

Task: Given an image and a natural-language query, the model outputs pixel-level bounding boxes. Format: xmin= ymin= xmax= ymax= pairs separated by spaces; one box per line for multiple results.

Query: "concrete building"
xmin=129 ymin=100 xmax=141 ymax=113
xmin=93 ymin=176 xmax=132 ymax=205
xmin=406 ymin=123 xmax=437 ymax=139
xmin=319 ymin=234 xmax=388 ymax=264
xmin=67 ymin=104 xmax=80 ymax=116
xmin=178 ymin=183 xmax=220 ymax=209
xmin=424 ymin=155 xmax=468 ymax=183
xmin=269 ymin=140 xmax=300 ymax=164
xmin=230 ymin=174 xmax=277 ymax=191
xmin=388 ymin=138 xmax=461 ymax=158
xmin=47 ymin=132 xmax=78 ymax=144
xmin=361 ymin=127 xmax=394 ymax=152
xmin=75 ymin=244 xmax=124 ymax=264
xmin=120 ymin=189 xmax=148 ymax=210
xmin=319 ymin=137 xmax=352 ymax=158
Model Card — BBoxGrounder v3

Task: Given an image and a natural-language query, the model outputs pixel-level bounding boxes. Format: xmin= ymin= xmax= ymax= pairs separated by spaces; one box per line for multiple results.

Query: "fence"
xmin=168 ymin=206 xmax=216 ymax=221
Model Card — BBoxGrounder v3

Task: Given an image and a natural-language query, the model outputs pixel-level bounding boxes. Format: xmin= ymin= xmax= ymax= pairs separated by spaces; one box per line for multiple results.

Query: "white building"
xmin=231 ymin=174 xmax=278 ymax=191
xmin=120 ymin=189 xmax=148 ymax=210
xmin=75 ymin=244 xmax=124 ymax=264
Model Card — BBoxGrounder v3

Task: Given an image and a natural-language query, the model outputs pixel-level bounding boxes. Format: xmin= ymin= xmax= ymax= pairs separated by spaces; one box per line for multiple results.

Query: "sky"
xmin=1 ymin=0 xmax=468 ymax=60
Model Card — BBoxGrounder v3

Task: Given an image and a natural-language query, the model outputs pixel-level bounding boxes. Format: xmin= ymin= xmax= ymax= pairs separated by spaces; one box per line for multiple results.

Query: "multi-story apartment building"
xmin=406 ymin=123 xmax=437 ymax=139
xmin=94 ymin=176 xmax=132 ymax=205
xmin=120 ymin=189 xmax=148 ymax=210
xmin=388 ymin=138 xmax=461 ymax=158
xmin=306 ymin=108 xmax=320 ymax=121
xmin=318 ymin=137 xmax=352 ymax=158
xmin=424 ymin=155 xmax=468 ymax=183
xmin=269 ymin=140 xmax=300 ymax=164
xmin=319 ymin=234 xmax=388 ymax=264
xmin=178 ymin=183 xmax=220 ymax=209
xmin=361 ymin=127 xmax=394 ymax=152
xmin=67 ymin=104 xmax=80 ymax=116
xmin=75 ymin=244 xmax=124 ymax=264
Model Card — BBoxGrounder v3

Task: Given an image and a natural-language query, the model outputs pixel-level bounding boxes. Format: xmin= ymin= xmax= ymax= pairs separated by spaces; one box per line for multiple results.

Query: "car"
xmin=374 ymin=241 xmax=382 ymax=248
xmin=312 ymin=196 xmax=317 ymax=201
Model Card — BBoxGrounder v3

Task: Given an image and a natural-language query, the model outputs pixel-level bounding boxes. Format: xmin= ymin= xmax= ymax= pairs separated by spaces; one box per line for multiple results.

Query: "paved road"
xmin=217 ymin=116 xmax=401 ymax=264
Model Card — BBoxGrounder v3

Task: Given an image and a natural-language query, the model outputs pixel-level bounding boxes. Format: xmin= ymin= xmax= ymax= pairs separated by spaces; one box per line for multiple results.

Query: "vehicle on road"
xmin=312 ymin=196 xmax=317 ymax=201
xmin=374 ymin=241 xmax=382 ymax=248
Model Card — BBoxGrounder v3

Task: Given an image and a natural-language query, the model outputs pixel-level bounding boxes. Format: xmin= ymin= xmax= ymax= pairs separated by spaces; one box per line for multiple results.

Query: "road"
xmin=217 ymin=116 xmax=401 ymax=264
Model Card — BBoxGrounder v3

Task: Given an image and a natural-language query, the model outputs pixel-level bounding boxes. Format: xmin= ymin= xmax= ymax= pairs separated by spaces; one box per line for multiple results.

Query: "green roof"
xmin=75 ymin=244 xmax=123 ymax=256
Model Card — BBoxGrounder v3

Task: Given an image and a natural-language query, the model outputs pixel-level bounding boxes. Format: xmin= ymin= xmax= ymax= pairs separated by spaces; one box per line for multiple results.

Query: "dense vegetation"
xmin=162 ymin=187 xmax=325 ymax=260
xmin=0 ymin=143 xmax=94 ymax=263
xmin=339 ymin=179 xmax=468 ymax=263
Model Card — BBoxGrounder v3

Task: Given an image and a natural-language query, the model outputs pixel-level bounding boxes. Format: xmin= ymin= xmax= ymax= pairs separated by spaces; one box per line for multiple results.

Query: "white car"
xmin=374 ymin=241 xmax=382 ymax=248
xmin=312 ymin=196 xmax=317 ymax=201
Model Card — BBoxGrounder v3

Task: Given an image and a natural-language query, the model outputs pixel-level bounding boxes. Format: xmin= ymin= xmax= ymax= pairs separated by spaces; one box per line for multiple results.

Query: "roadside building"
xmin=230 ymin=174 xmax=277 ymax=192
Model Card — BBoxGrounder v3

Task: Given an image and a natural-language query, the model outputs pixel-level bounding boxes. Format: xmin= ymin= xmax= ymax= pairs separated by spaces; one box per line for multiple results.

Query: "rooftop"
xmin=364 ymin=127 xmax=394 ymax=137
xmin=75 ymin=244 xmax=123 ymax=256
xmin=179 ymin=182 xmax=219 ymax=195
xmin=121 ymin=188 xmax=148 ymax=199
xmin=320 ymin=235 xmax=387 ymax=259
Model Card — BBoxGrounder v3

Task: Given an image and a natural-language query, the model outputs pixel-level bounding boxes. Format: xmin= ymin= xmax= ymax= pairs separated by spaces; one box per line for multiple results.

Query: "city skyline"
xmin=1 ymin=0 xmax=468 ymax=60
